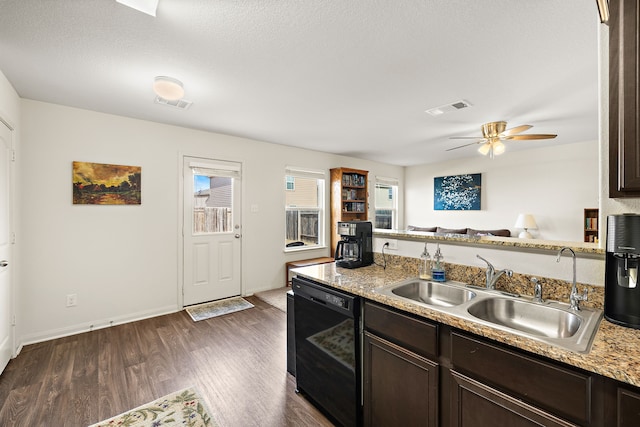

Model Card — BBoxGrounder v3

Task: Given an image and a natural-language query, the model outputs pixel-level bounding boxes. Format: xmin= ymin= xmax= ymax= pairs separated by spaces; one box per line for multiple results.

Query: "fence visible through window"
xmin=375 ymin=209 xmax=393 ymax=229
xmin=286 ymin=209 xmax=320 ymax=246
xmin=194 ymin=207 xmax=232 ymax=233
xmin=193 ymin=174 xmax=233 ymax=234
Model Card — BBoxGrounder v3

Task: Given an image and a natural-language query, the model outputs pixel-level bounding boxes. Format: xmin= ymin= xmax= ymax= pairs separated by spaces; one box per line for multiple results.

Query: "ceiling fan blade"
xmin=449 ymin=136 xmax=484 ymax=140
xmin=500 ymin=124 xmax=532 ymax=136
xmin=505 ymin=134 xmax=557 ymax=140
xmin=445 ymin=141 xmax=482 ymax=151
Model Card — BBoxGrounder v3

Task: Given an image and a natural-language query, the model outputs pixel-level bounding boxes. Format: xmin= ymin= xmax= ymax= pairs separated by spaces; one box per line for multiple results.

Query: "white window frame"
xmin=284 ymin=166 xmax=326 ymax=251
xmin=285 ymin=175 xmax=295 ymax=191
xmin=374 ymin=176 xmax=399 ymax=230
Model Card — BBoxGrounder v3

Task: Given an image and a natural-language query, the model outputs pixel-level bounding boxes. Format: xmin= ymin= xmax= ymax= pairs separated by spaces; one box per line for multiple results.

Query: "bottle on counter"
xmin=432 ymin=244 xmax=446 ymax=282
xmin=418 ymin=243 xmax=432 ymax=280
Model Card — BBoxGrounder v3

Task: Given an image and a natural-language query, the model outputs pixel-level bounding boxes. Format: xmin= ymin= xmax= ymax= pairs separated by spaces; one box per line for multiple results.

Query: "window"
xmin=374 ymin=177 xmax=398 ymax=230
xmin=191 ymin=162 xmax=240 ymax=234
xmin=285 ymin=175 xmax=295 ymax=191
xmin=285 ymin=167 xmax=325 ymax=249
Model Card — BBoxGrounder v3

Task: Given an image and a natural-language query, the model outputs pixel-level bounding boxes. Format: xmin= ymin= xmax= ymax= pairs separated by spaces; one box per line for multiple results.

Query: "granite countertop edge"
xmin=292 ymin=262 xmax=640 ymax=388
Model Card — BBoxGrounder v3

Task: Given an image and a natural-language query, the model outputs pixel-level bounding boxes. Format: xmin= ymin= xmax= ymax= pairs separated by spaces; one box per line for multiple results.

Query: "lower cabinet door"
xmin=618 ymin=385 xmax=640 ymax=427
xmin=364 ymin=332 xmax=438 ymax=427
xmin=449 ymin=370 xmax=579 ymax=427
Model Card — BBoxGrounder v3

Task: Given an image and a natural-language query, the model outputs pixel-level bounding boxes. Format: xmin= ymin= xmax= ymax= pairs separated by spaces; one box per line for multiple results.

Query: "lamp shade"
xmin=514 ymin=213 xmax=537 ymax=238
xmin=153 ymin=76 xmax=184 ymax=100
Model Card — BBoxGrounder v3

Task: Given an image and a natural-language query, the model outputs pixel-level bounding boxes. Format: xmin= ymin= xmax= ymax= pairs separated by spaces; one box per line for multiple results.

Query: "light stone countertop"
xmin=374 ymin=229 xmax=605 ymax=256
xmin=292 ymin=262 xmax=640 ymax=388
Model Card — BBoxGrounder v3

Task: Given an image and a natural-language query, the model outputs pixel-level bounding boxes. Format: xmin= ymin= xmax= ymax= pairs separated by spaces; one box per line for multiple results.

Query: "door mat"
xmin=89 ymin=387 xmax=216 ymax=427
xmin=254 ymin=287 xmax=288 ymax=312
xmin=185 ymin=297 xmax=254 ymax=322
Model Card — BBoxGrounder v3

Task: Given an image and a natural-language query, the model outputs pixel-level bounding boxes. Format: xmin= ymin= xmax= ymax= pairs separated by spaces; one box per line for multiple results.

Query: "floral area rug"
xmin=88 ymin=387 xmax=216 ymax=427
xmin=185 ymin=297 xmax=253 ymax=322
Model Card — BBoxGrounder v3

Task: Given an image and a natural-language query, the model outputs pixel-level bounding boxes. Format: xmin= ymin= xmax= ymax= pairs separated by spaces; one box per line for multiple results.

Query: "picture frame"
xmin=72 ymin=161 xmax=141 ymax=205
xmin=434 ymin=173 xmax=481 ymax=211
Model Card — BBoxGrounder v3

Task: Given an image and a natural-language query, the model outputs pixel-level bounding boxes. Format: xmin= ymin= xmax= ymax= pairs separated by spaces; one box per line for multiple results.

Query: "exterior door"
xmin=183 ymin=157 xmax=242 ymax=306
xmin=0 ymin=120 xmax=13 ymax=374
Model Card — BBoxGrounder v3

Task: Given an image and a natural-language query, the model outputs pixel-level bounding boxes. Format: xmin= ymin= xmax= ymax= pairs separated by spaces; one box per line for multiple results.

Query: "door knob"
xmin=0 ymin=260 xmax=7 ymax=267
xmin=234 ymin=234 xmax=241 ymax=239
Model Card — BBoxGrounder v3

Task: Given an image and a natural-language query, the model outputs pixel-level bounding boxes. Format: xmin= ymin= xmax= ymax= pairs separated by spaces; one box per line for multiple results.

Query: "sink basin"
xmin=390 ymin=280 xmax=476 ymax=308
xmin=377 ymin=278 xmax=603 ymax=353
xmin=467 ymin=298 xmax=582 ymax=339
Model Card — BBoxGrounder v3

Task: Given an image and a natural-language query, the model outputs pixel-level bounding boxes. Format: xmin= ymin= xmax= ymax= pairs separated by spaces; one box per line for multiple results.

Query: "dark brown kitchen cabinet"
xmin=363 ymin=333 xmax=438 ymax=427
xmin=448 ymin=370 xmax=578 ymax=427
xmin=449 ymin=331 xmax=597 ymax=426
xmin=363 ymin=302 xmax=438 ymax=426
xmin=609 ymin=0 xmax=640 ymax=197
xmin=361 ymin=299 xmax=640 ymax=426
xmin=615 ymin=385 xmax=640 ymax=427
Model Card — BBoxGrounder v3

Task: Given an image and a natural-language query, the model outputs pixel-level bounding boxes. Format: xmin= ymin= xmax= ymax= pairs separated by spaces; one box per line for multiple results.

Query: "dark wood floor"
xmin=0 ymin=296 xmax=334 ymax=426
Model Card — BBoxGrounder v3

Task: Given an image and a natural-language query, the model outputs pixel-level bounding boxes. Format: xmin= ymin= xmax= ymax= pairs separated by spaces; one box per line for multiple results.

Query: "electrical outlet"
xmin=385 ymin=239 xmax=398 ymax=250
xmin=66 ymin=293 xmax=77 ymax=307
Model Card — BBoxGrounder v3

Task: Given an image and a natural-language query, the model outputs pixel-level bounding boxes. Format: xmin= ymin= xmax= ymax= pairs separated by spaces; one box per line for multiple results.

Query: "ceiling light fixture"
xmin=116 ymin=0 xmax=159 ymax=17
xmin=153 ymin=76 xmax=184 ymax=101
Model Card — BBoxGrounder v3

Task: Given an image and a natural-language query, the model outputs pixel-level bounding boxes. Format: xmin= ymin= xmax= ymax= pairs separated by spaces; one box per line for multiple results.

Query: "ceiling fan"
xmin=447 ymin=121 xmax=557 ymax=158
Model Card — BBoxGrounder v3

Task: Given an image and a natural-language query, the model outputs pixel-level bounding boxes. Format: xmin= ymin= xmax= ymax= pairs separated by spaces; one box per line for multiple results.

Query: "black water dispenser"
xmin=605 ymin=214 xmax=640 ymax=328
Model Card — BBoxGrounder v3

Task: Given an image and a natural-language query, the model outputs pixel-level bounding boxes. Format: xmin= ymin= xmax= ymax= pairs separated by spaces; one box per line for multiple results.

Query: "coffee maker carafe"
xmin=335 ymin=221 xmax=373 ymax=269
xmin=605 ymin=214 xmax=640 ymax=328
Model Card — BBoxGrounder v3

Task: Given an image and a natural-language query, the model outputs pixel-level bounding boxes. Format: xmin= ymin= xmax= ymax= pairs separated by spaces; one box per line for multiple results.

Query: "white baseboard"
xmin=16 ymin=304 xmax=180 ymax=350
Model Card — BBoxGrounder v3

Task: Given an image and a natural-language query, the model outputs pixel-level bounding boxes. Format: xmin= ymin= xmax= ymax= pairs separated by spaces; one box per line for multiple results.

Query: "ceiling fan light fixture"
xmin=153 ymin=76 xmax=184 ymax=101
xmin=478 ymin=143 xmax=491 ymax=156
xmin=493 ymin=141 xmax=506 ymax=156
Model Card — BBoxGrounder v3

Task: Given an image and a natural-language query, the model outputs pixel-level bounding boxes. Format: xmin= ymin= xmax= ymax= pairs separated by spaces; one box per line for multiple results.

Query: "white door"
xmin=183 ymin=157 xmax=242 ymax=306
xmin=0 ymin=120 xmax=13 ymax=374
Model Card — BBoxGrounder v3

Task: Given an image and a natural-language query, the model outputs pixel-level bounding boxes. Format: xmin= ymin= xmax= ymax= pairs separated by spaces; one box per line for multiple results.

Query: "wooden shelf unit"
xmin=330 ymin=167 xmax=369 ymax=255
xmin=584 ymin=208 xmax=599 ymax=243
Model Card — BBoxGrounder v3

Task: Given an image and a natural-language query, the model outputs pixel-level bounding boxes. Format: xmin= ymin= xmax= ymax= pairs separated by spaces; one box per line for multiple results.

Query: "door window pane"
xmin=193 ymin=174 xmax=233 ymax=234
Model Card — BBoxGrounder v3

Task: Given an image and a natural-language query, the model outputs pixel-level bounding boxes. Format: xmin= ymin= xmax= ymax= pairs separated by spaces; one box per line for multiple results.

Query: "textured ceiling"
xmin=0 ymin=0 xmax=600 ymax=166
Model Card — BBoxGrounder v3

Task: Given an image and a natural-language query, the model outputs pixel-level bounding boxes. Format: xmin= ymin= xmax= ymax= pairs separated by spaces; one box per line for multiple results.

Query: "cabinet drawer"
xmin=364 ymin=301 xmax=437 ymax=359
xmin=451 ymin=331 xmax=593 ymax=426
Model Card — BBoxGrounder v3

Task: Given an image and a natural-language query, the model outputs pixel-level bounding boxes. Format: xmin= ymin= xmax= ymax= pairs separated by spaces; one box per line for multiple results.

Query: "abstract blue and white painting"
xmin=434 ymin=173 xmax=481 ymax=210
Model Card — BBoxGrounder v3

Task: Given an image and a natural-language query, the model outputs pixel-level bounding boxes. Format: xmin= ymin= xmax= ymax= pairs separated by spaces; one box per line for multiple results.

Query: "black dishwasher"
xmin=293 ymin=276 xmax=362 ymax=427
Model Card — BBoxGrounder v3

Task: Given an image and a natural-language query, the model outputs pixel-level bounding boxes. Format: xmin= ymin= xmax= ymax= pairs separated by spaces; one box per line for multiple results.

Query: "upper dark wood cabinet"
xmin=609 ymin=0 xmax=640 ymax=197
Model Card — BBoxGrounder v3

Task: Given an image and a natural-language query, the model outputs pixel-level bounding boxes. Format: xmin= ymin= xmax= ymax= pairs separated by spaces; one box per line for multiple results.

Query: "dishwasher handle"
xmin=293 ymin=276 xmax=358 ymax=317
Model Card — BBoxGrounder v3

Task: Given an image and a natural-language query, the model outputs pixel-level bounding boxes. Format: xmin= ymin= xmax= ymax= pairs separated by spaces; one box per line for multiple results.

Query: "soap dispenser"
xmin=418 ymin=243 xmax=432 ymax=280
xmin=432 ymin=244 xmax=446 ymax=282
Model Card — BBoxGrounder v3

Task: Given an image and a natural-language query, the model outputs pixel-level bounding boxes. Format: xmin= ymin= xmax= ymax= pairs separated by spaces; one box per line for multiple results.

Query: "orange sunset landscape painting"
xmin=72 ymin=161 xmax=141 ymax=205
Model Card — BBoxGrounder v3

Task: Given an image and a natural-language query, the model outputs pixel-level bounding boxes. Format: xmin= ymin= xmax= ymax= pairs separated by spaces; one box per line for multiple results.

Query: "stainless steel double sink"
xmin=376 ymin=278 xmax=603 ymax=353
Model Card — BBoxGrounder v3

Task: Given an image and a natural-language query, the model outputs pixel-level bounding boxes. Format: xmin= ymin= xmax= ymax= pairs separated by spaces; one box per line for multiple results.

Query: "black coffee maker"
xmin=605 ymin=214 xmax=640 ymax=328
xmin=334 ymin=221 xmax=373 ymax=269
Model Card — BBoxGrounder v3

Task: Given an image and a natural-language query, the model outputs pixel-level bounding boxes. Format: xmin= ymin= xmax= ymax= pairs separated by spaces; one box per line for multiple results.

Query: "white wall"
xmin=17 ymin=99 xmax=403 ymax=345
xmin=404 ymin=140 xmax=599 ymax=242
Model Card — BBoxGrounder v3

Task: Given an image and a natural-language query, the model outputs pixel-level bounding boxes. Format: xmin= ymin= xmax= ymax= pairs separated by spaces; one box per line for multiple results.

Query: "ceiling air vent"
xmin=154 ymin=96 xmax=193 ymax=110
xmin=425 ymin=99 xmax=472 ymax=116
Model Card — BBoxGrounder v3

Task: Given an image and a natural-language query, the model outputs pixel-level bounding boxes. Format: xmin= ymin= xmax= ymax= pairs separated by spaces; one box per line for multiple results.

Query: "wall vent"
xmin=154 ymin=96 xmax=193 ymax=110
xmin=425 ymin=99 xmax=472 ymax=116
